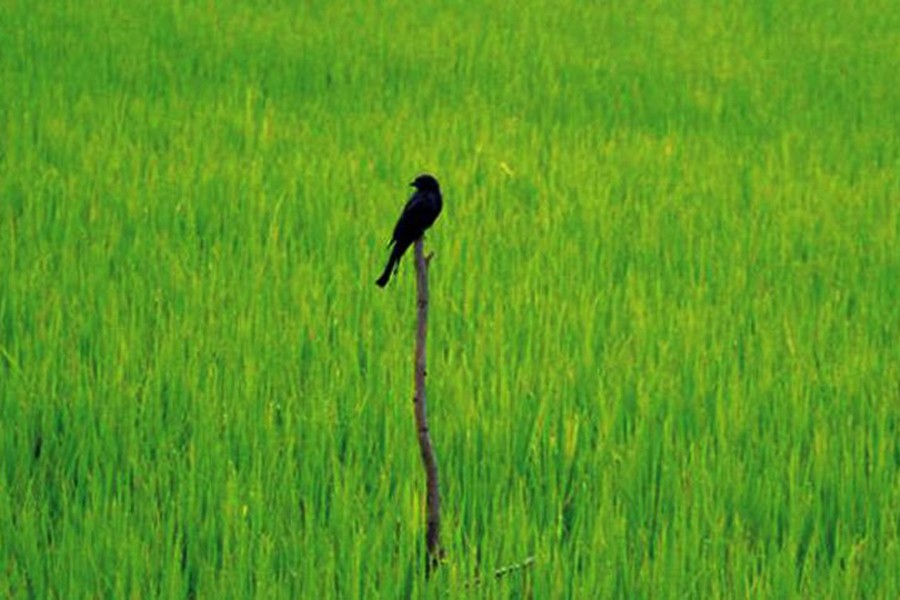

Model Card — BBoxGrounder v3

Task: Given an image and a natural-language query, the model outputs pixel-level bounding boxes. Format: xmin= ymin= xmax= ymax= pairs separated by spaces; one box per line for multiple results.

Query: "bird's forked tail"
xmin=375 ymin=255 xmax=396 ymax=287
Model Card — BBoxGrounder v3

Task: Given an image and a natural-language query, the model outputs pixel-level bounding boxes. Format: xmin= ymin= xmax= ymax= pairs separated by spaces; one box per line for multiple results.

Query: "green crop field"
xmin=1 ymin=0 xmax=898 ymax=597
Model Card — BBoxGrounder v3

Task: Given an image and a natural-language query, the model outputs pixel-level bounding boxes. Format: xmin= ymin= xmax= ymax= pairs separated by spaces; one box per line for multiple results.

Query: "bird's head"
xmin=410 ymin=174 xmax=440 ymax=191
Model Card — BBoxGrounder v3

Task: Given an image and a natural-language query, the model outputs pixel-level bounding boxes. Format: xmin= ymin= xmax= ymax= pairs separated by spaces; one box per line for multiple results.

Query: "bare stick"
xmin=414 ymin=237 xmax=443 ymax=575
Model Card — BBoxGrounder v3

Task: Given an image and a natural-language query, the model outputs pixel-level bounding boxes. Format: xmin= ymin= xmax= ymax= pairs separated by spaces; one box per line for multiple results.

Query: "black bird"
xmin=375 ymin=174 xmax=443 ymax=288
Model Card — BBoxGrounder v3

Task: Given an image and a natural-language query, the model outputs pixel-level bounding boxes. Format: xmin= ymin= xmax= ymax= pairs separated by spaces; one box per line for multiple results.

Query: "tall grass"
xmin=1 ymin=0 xmax=898 ymax=597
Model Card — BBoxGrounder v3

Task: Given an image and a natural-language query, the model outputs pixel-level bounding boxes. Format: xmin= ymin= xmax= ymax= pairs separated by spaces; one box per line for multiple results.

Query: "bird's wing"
xmin=391 ymin=193 xmax=431 ymax=239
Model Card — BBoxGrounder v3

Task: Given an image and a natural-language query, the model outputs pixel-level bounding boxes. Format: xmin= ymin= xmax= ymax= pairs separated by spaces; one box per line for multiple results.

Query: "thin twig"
xmin=414 ymin=237 xmax=443 ymax=575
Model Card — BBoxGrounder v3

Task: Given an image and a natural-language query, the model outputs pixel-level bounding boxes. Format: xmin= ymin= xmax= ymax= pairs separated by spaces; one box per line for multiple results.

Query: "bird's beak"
xmin=409 ymin=181 xmax=416 ymax=187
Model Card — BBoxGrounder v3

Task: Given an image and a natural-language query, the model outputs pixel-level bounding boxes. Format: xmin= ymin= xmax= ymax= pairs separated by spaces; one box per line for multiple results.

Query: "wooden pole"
xmin=413 ymin=237 xmax=442 ymax=575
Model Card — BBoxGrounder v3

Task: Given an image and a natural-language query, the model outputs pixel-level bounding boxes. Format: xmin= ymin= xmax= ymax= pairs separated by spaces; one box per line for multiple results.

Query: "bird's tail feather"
xmin=375 ymin=255 xmax=395 ymax=287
